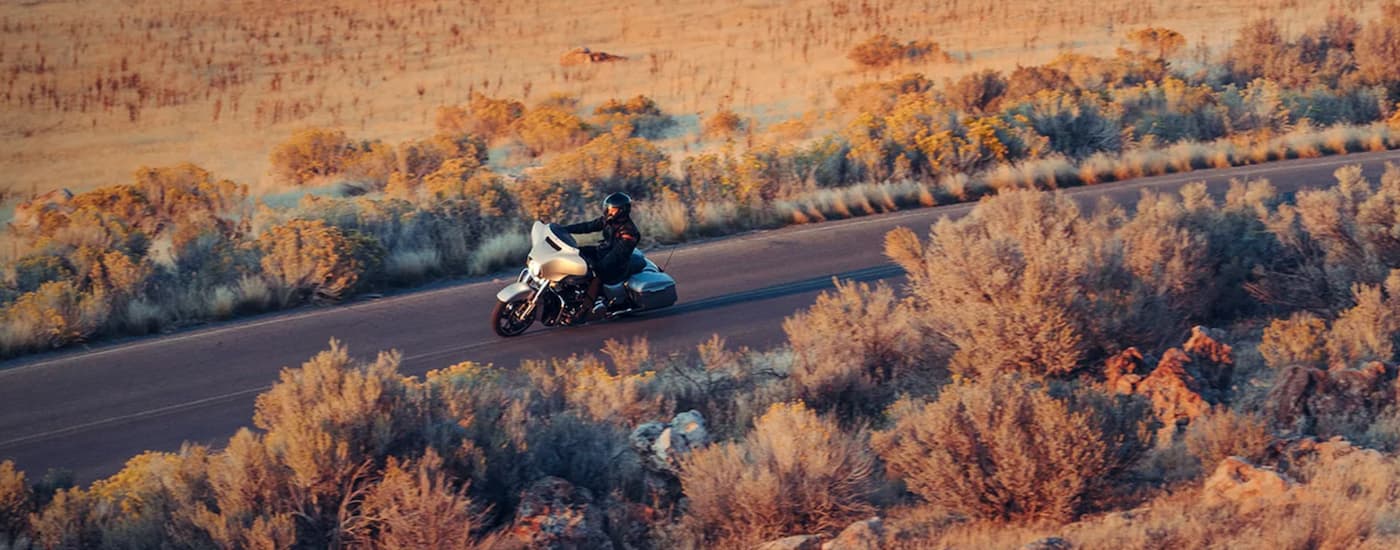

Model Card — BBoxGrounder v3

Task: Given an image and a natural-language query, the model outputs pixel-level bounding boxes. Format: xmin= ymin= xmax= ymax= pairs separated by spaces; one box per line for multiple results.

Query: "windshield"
xmin=547 ymin=223 xmax=579 ymax=248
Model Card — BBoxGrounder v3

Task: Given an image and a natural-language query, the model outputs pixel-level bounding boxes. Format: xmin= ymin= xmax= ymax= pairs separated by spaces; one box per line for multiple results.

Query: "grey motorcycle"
xmin=491 ymin=221 xmax=678 ymax=337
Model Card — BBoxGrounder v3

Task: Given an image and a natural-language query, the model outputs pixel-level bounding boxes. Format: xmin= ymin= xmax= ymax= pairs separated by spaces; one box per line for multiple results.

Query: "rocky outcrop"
xmin=757 ymin=535 xmax=824 ymax=550
xmin=1267 ymin=361 xmax=1397 ymax=435
xmin=823 ymin=517 xmax=883 ymax=550
xmin=1201 ymin=457 xmax=1295 ymax=514
xmin=504 ymin=477 xmax=613 ymax=550
xmin=560 ymin=46 xmax=627 ymax=66
xmin=1105 ymin=327 xmax=1235 ymax=442
xmin=629 ymin=410 xmax=708 ymax=500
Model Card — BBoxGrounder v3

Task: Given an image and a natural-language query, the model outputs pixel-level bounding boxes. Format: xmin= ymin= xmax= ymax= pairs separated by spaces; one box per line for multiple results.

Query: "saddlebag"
xmin=625 ymin=271 xmax=677 ymax=310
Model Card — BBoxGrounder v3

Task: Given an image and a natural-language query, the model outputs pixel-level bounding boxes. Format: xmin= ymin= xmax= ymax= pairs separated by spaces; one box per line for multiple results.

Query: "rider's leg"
xmin=586 ymin=276 xmax=605 ymax=316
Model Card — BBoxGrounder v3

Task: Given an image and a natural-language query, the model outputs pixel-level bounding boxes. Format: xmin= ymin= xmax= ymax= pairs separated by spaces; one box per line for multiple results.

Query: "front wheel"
xmin=491 ymin=297 xmax=536 ymax=337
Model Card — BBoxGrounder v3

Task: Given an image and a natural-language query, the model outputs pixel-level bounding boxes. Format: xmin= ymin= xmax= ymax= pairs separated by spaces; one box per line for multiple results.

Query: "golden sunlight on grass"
xmin=1 ymin=0 xmax=1382 ymax=197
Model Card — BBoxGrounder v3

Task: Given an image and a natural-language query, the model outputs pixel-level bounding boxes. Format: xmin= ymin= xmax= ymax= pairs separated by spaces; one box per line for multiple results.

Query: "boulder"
xmin=1267 ymin=361 xmax=1397 ymax=435
xmin=1104 ymin=347 xmax=1146 ymax=395
xmin=1182 ymin=325 xmax=1233 ymax=393
xmin=823 ymin=517 xmax=882 ymax=550
xmin=654 ymin=410 xmax=708 ymax=469
xmin=1201 ymin=457 xmax=1295 ymax=514
xmin=1136 ymin=348 xmax=1212 ymax=441
xmin=630 ymin=410 xmax=709 ymax=502
xmin=1106 ymin=328 xmax=1237 ymax=443
xmin=506 ymin=477 xmax=613 ymax=550
xmin=630 ymin=410 xmax=708 ymax=477
xmin=757 ymin=535 xmax=824 ymax=550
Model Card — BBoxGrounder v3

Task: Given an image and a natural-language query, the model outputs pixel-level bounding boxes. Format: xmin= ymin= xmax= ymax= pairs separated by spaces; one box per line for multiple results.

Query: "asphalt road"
xmin=3 ymin=150 xmax=1399 ymax=483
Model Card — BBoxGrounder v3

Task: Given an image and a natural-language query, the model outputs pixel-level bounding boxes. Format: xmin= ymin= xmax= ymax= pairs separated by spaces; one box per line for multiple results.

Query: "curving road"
xmin=3 ymin=150 xmax=1399 ymax=483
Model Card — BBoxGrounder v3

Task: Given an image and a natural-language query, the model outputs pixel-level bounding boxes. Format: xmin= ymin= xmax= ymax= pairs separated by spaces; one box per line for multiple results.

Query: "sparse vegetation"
xmin=11 ymin=161 xmax=1400 ymax=546
xmin=9 ymin=3 xmax=1400 ymax=544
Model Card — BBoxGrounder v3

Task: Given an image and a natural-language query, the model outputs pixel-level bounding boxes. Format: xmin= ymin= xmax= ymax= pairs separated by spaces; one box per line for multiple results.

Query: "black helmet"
xmin=603 ymin=192 xmax=632 ymax=221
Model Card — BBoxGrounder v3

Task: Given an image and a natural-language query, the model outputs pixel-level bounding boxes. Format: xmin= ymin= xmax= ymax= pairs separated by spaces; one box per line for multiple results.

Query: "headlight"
xmin=528 ymin=262 xmax=540 ymax=278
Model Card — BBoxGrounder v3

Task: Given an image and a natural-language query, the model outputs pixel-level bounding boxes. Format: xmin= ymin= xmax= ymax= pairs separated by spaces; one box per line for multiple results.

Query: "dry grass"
xmin=467 ymin=230 xmax=529 ymax=276
xmin=2 ymin=0 xmax=1383 ymax=201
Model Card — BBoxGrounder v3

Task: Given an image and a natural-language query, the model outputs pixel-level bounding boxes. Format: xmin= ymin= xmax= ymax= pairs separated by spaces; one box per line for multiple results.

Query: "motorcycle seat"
xmin=627 ymin=251 xmax=647 ymax=276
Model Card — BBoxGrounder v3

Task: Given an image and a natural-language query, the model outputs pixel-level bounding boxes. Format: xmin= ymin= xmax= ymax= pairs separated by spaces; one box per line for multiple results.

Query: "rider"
xmin=564 ymin=192 xmax=641 ymax=318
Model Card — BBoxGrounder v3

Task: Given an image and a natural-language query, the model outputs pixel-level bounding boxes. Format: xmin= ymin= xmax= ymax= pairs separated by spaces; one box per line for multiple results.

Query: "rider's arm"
xmin=563 ymin=216 xmax=604 ymax=234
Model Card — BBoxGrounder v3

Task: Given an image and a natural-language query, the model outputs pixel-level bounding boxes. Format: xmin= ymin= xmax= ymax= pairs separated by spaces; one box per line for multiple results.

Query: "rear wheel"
xmin=491 ymin=297 xmax=535 ymax=337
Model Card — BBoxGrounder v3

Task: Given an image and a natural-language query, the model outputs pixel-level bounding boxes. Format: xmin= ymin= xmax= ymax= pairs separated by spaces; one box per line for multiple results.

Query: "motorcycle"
xmin=491 ymin=221 xmax=679 ymax=337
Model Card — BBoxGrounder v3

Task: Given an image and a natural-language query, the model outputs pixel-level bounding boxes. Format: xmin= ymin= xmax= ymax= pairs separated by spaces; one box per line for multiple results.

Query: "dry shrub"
xmin=349 ymin=450 xmax=481 ymax=549
xmin=783 ymin=280 xmax=935 ymax=421
xmin=535 ymin=130 xmax=672 ymax=202
xmin=1259 ymin=312 xmax=1330 ymax=368
xmin=269 ymin=128 xmax=355 ymax=186
xmin=592 ymin=94 xmax=675 ymax=139
xmin=251 ymin=341 xmax=462 ymax=541
xmin=1324 ymin=274 xmax=1400 ymax=366
xmin=701 ymin=108 xmax=747 ymax=140
xmin=886 ymin=191 xmax=1159 ymax=379
xmin=514 ymin=104 xmax=590 ymax=157
xmin=256 ymin=219 xmax=384 ymax=304
xmin=1184 ymin=407 xmax=1275 ymax=473
xmin=194 ymin=429 xmax=299 ymax=549
xmin=29 ymin=447 xmax=214 ymax=549
xmin=556 ymin=355 xmax=673 ymax=426
xmin=435 ymin=92 xmax=525 ymax=141
xmin=679 ymin=402 xmax=876 ymax=547
xmin=945 ymin=69 xmax=1008 ymax=114
xmin=848 ymin=35 xmax=950 ymax=69
xmin=873 ymin=379 xmax=1151 ymax=523
xmin=1067 ymin=447 xmax=1400 ymax=549
xmin=656 ymin=336 xmax=791 ymax=440
xmin=0 ymin=461 xmax=30 ymax=542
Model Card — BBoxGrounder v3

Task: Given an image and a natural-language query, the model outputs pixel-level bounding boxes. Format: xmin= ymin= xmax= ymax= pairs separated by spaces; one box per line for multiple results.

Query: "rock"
xmin=506 ymin=477 xmax=613 ymax=550
xmin=1183 ymin=325 xmax=1233 ymax=366
xmin=757 ymin=535 xmax=824 ymax=550
xmin=560 ymin=46 xmax=628 ymax=66
xmin=628 ymin=421 xmax=668 ymax=472
xmin=1136 ymin=348 xmax=1212 ymax=442
xmin=1266 ymin=361 xmax=1397 ymax=435
xmin=654 ymin=410 xmax=708 ymax=471
xmin=1201 ymin=457 xmax=1295 ymax=514
xmin=630 ymin=410 xmax=708 ymax=477
xmin=1022 ymin=537 xmax=1073 ymax=550
xmin=630 ymin=411 xmax=709 ymax=503
xmin=1263 ymin=435 xmax=1379 ymax=476
xmin=823 ymin=517 xmax=882 ymax=550
xmin=1182 ymin=325 xmax=1233 ymax=393
xmin=1104 ymin=347 xmax=1146 ymax=395
xmin=1106 ymin=328 xmax=1238 ymax=443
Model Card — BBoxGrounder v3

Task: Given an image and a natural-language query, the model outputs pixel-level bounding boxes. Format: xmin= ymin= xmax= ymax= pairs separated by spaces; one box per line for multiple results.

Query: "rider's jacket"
xmin=564 ymin=215 xmax=640 ymax=283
